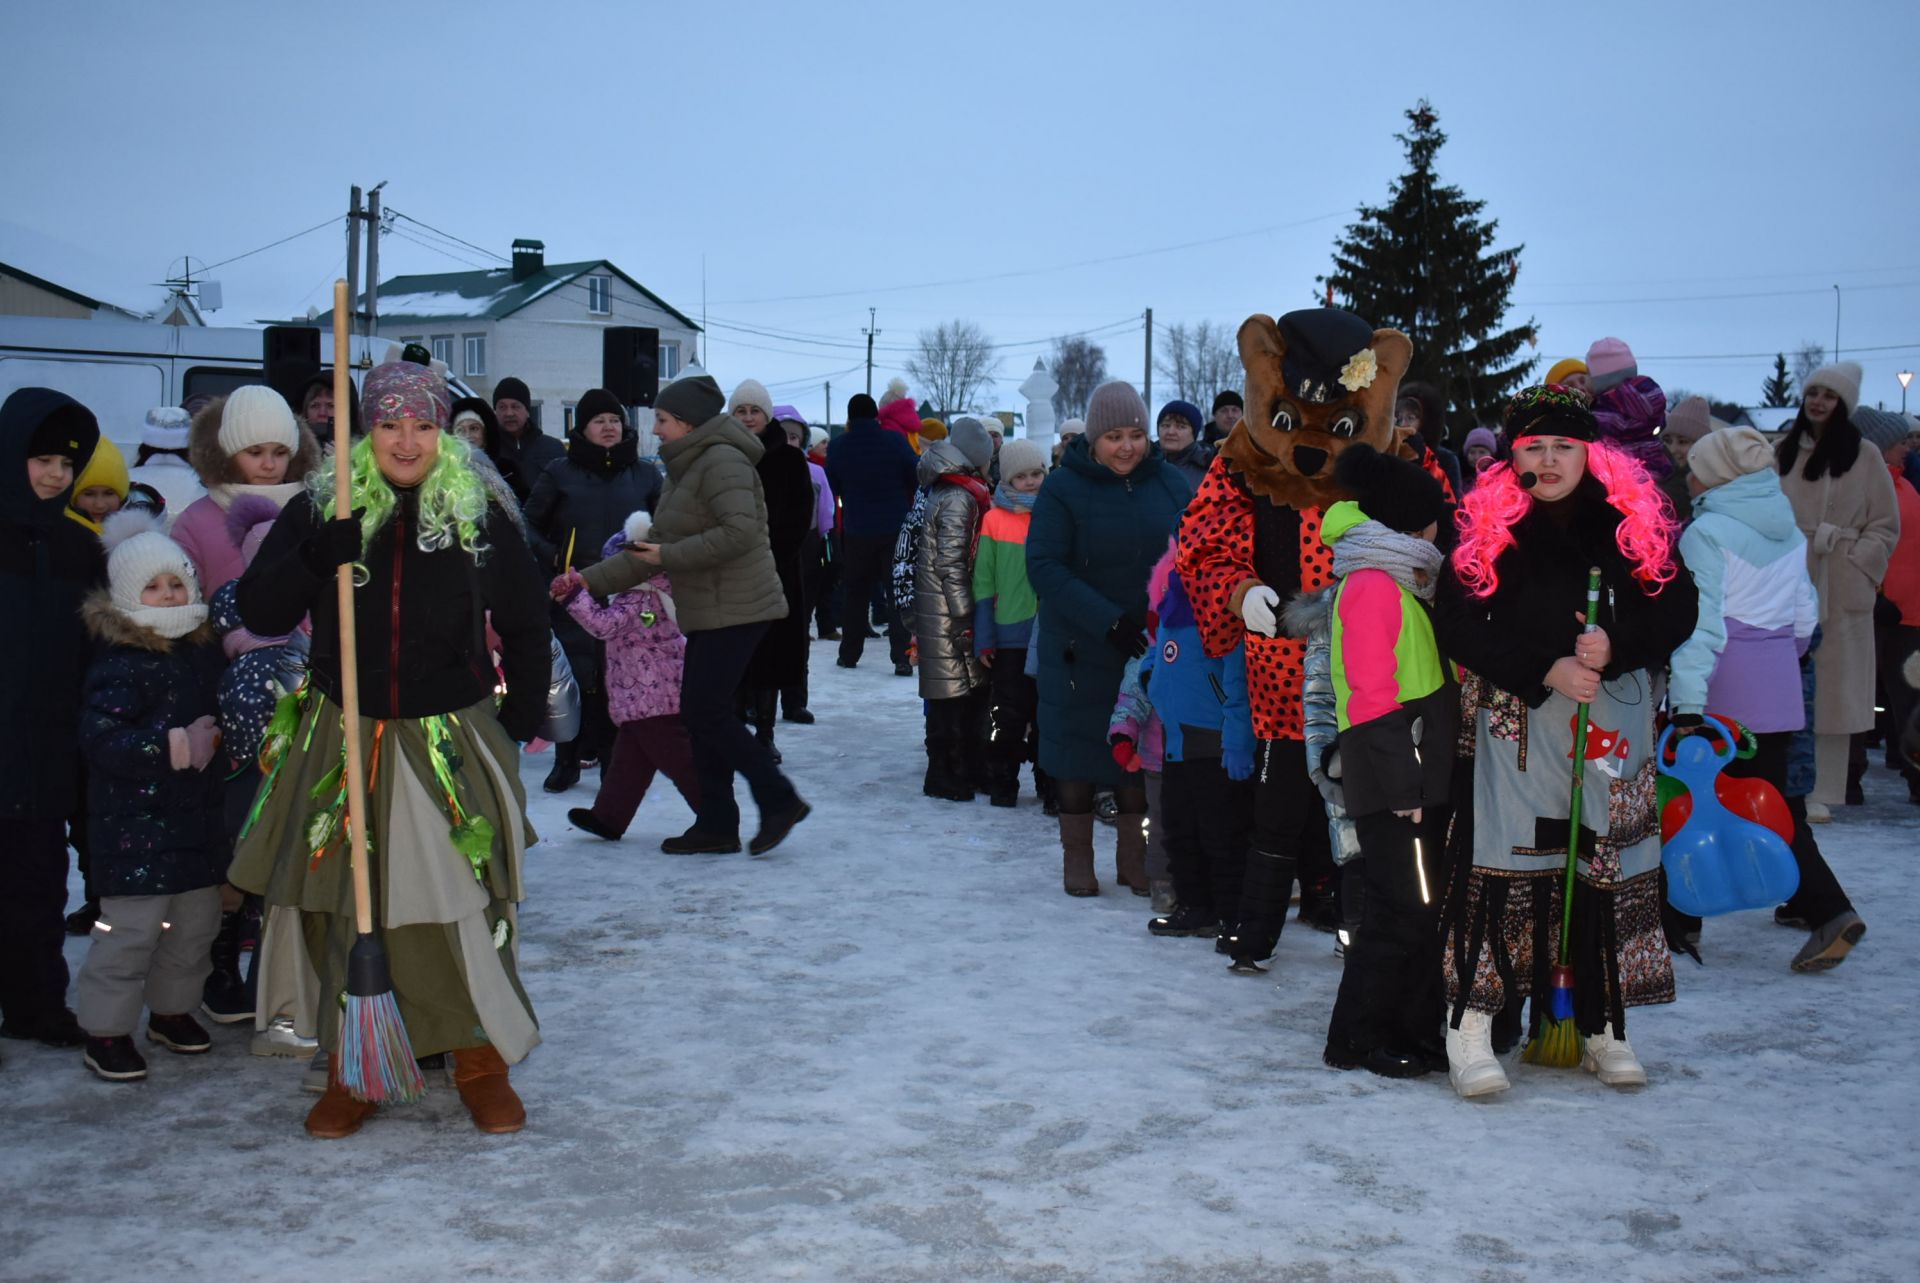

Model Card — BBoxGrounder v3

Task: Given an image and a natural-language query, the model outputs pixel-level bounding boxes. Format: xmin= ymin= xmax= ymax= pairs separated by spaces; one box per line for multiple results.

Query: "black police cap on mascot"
xmin=1277 ymin=308 xmax=1378 ymax=406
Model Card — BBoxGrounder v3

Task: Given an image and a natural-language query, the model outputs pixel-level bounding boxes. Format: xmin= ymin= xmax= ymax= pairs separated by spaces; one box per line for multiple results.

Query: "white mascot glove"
xmin=1240 ymin=585 xmax=1280 ymax=638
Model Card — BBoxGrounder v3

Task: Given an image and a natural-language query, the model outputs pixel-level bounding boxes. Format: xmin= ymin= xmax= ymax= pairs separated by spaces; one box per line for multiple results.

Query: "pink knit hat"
xmin=1585 ymin=337 xmax=1637 ymax=392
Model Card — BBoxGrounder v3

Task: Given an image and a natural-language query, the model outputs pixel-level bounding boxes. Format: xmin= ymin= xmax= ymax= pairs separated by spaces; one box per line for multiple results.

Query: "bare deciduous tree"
xmin=1048 ymin=336 xmax=1108 ymax=420
xmin=907 ymin=319 xmax=999 ymax=419
xmin=1154 ymin=320 xmax=1241 ymax=409
xmin=1791 ymin=341 xmax=1827 ymax=390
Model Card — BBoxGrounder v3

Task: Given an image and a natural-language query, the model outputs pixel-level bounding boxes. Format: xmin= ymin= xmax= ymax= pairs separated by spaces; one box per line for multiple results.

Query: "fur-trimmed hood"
xmin=189 ymin=394 xmax=323 ymax=488
xmin=1281 ymin=586 xmax=1334 ymax=639
xmin=82 ymin=589 xmax=215 ymax=653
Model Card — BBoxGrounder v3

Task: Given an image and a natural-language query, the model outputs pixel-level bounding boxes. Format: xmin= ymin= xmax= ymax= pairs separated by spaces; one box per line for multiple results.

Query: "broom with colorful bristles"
xmin=329 ymin=280 xmax=425 ymax=1104
xmin=1524 ymin=566 xmax=1604 ymax=1069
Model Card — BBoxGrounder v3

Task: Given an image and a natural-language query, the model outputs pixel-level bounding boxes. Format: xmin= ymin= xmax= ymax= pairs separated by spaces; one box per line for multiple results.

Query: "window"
xmin=431 ymin=335 xmax=453 ymax=367
xmin=561 ymin=401 xmax=577 ymax=433
xmin=659 ymin=341 xmax=680 ymax=380
xmin=463 ymin=334 xmax=486 ymax=377
xmin=587 ymin=274 xmax=611 ymax=316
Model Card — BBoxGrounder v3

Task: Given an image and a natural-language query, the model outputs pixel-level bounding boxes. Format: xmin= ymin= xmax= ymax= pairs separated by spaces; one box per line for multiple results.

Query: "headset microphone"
xmin=1517 ymin=471 xmax=1539 ymax=489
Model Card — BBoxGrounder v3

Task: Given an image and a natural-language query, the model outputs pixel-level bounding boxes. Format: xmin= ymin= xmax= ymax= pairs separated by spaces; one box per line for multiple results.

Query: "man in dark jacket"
xmin=825 ymin=393 xmax=920 ymax=672
xmin=0 ymin=388 xmax=107 ymax=1049
xmin=492 ymin=376 xmax=565 ymax=491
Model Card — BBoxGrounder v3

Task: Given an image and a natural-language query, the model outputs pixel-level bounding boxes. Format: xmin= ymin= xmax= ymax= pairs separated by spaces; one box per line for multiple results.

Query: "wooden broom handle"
xmin=331 ymin=282 xmax=375 ymax=936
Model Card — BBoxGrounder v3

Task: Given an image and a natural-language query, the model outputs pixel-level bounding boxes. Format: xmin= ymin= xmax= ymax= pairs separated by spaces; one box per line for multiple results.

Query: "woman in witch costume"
xmin=1435 ymin=385 xmax=1697 ymax=1099
xmin=229 ymin=359 xmax=550 ymax=1138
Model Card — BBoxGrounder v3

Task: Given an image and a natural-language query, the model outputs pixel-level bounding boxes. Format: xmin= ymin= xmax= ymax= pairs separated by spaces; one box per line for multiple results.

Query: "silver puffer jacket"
xmin=913 ymin=439 xmax=989 ymax=701
xmin=1283 ymin=588 xmax=1362 ymax=866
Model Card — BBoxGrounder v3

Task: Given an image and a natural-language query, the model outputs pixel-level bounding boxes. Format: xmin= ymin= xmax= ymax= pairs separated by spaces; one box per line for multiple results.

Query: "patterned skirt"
xmin=1441 ymin=671 xmax=1675 ymax=1038
xmin=227 ymin=692 xmax=540 ymax=1062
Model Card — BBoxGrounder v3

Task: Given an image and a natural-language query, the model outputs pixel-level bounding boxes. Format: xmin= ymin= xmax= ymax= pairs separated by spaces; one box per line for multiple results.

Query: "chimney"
xmin=511 ymin=239 xmax=545 ymax=281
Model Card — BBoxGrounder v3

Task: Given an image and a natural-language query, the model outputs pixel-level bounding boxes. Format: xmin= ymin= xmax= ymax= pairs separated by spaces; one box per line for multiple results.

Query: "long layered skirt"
xmin=1442 ymin=671 xmax=1675 ymax=1039
xmin=228 ymin=693 xmax=540 ymax=1063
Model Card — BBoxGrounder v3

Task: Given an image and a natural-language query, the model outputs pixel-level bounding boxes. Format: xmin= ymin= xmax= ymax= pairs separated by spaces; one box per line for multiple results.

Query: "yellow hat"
xmin=919 ymin=417 xmax=948 ymax=441
xmin=65 ymin=436 xmax=130 ymax=534
xmin=1545 ymin=358 xmax=1588 ymax=387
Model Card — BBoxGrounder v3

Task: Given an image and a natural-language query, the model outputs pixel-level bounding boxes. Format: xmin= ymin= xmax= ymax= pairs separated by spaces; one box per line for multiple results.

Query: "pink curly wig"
xmin=1452 ymin=440 xmax=1678 ymax=598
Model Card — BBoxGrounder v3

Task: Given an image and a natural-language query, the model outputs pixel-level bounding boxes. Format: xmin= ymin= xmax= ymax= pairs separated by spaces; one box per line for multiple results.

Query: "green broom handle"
xmin=1557 ymin=567 xmax=1604 ymax=964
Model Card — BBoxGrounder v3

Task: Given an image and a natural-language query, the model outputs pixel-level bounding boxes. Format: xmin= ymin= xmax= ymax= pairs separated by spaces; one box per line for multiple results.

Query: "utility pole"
xmin=825 ymin=380 xmax=832 ymax=430
xmin=1143 ymin=308 xmax=1153 ymax=411
xmin=345 ymin=186 xmax=362 ymax=339
xmin=863 ymin=307 xmax=880 ymax=396
xmin=364 ymin=183 xmax=384 ymax=341
xmin=1832 ymin=284 xmax=1841 ymax=364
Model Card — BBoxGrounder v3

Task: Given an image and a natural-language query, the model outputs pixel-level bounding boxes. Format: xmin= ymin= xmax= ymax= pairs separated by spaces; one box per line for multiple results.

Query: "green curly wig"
xmin=309 ymin=433 xmax=492 ymax=581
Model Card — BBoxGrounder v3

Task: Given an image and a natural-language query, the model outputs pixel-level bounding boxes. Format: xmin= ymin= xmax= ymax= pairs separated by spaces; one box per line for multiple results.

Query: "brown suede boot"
xmin=1060 ymin=812 xmax=1099 ymax=897
xmin=452 ymin=1043 xmax=526 ymax=1134
xmin=304 ymin=1055 xmax=377 ymax=1139
xmin=1114 ymin=811 xmax=1149 ymax=896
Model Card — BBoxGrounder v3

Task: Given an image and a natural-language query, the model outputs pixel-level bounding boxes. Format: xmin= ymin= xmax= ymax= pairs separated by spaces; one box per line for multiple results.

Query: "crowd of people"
xmin=3 ymin=317 xmax=1916 ymax=1138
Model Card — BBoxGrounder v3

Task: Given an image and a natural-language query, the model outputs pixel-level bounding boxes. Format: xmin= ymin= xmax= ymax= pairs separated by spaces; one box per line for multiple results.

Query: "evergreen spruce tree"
xmin=1320 ymin=101 xmax=1536 ymax=441
xmin=1760 ymin=353 xmax=1796 ymax=407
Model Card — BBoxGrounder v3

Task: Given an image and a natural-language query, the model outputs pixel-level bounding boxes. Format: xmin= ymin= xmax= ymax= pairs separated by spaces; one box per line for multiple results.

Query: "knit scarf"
xmin=127 ymin=602 xmax=209 ymax=638
xmin=992 ymin=480 xmax=1037 ymax=512
xmin=1331 ymin=520 xmax=1443 ymax=603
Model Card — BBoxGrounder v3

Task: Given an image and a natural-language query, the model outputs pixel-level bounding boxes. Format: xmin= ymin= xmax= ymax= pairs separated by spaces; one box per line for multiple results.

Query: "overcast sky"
xmin=4 ymin=0 xmax=1917 ymax=421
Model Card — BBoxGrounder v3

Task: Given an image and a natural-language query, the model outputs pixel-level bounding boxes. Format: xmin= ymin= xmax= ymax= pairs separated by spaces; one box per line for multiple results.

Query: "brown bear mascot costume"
xmin=1178 ymin=306 xmax=1416 ymax=972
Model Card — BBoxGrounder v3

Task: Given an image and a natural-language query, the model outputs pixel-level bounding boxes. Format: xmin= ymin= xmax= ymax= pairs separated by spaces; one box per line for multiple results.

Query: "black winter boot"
xmin=1226 ymin=850 xmax=1296 ymax=973
xmin=201 ymin=911 xmax=252 ymax=1024
xmin=983 ymin=760 xmax=1019 ymax=808
xmin=754 ymin=690 xmax=782 ymax=765
xmin=543 ymin=740 xmax=582 ymax=793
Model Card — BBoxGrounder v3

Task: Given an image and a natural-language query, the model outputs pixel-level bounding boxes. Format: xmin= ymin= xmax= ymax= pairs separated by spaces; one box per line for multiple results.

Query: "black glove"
xmin=1105 ymin=615 xmax=1148 ymax=659
xmin=1671 ymin=712 xmax=1705 ymax=729
xmin=302 ymin=511 xmax=364 ymax=575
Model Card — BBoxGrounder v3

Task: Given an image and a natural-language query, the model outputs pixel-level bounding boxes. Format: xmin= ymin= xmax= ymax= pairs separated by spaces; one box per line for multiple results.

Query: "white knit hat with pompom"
xmin=101 ymin=509 xmax=206 ymax=636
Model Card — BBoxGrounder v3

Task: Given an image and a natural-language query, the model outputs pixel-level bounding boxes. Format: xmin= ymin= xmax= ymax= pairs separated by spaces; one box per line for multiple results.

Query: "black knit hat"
xmin=655 ymin=374 xmax=725 ymax=427
xmin=1503 ymin=384 xmax=1596 ymax=442
xmin=1333 ymin=443 xmax=1445 ymax=534
xmin=28 ymin=400 xmax=99 ymax=462
xmin=847 ymin=392 xmax=878 ymax=421
xmin=492 ymin=377 xmax=533 ymax=410
xmin=573 ymin=388 xmax=626 ymax=433
xmin=1212 ymin=390 xmax=1243 ymax=413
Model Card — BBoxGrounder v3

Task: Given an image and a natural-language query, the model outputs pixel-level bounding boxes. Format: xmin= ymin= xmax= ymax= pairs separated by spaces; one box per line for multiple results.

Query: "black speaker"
xmin=602 ymin=326 xmax=661 ymax=408
xmin=262 ymin=325 xmax=322 ymax=403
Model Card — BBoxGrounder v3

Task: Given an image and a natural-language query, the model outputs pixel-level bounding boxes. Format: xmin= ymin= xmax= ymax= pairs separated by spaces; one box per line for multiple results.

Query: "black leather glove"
xmin=1105 ymin=615 xmax=1148 ymax=659
xmin=302 ymin=510 xmax=364 ymax=575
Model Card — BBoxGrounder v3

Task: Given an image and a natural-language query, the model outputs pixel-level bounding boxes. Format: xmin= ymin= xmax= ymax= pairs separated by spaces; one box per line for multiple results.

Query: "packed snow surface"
xmin=4 ymin=643 xmax=1916 ymax=1281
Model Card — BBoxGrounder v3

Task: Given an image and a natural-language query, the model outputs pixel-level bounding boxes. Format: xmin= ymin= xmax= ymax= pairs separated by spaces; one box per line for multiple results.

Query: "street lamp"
xmin=1900 ymin=370 xmax=1914 ymax=414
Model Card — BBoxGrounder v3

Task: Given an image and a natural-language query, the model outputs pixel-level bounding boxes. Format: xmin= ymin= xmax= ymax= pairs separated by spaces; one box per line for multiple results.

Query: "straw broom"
xmin=330 ymin=280 xmax=425 ymax=1103
xmin=1523 ymin=567 xmax=1603 ymax=1070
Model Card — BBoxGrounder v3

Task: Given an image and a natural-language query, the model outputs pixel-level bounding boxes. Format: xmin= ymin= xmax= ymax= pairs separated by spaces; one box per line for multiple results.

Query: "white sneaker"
xmin=1446 ymin=1010 xmax=1511 ymax=1098
xmin=1581 ymin=1023 xmax=1647 ymax=1087
xmin=249 ymin=1015 xmax=317 ymax=1058
xmin=1805 ymin=801 xmax=1833 ymax=824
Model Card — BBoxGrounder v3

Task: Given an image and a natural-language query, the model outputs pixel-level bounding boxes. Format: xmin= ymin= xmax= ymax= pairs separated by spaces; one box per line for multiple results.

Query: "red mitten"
xmin=1110 ymin=735 xmax=1142 ymax=772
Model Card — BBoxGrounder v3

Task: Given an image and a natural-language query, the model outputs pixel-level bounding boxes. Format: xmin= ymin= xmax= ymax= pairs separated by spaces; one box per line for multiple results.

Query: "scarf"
xmin=128 ymin=603 xmax=209 ymax=639
xmin=992 ymin=480 xmax=1037 ymax=512
xmin=1331 ymin=519 xmax=1444 ymax=603
xmin=208 ymin=479 xmax=304 ymax=512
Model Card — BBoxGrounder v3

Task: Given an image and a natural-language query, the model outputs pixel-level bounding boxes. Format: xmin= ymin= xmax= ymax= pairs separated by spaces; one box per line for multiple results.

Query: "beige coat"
xmin=581 ymin=414 xmax=786 ymax=633
xmin=1779 ymin=447 xmax=1901 ymax=732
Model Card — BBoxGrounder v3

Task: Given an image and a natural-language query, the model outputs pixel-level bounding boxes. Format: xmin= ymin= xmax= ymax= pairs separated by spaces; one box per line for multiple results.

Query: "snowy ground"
xmin=4 ymin=638 xmax=1917 ymax=1282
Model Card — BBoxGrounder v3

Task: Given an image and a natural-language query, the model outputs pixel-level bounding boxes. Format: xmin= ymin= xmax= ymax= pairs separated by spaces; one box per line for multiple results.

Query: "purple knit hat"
xmin=361 ymin=360 xmax=450 ymax=430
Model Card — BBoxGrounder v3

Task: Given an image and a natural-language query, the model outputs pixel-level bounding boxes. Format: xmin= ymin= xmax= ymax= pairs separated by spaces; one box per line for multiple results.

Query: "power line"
xmin=710 ymin=210 xmax=1351 ymax=305
xmin=1640 ymin=339 xmax=1920 ymax=362
xmin=388 ymin=210 xmax=509 ymax=264
xmin=199 ymin=215 xmax=340 ymax=273
xmin=1517 ymin=280 xmax=1920 ymax=308
xmin=1526 ymin=263 xmax=1920 ymax=290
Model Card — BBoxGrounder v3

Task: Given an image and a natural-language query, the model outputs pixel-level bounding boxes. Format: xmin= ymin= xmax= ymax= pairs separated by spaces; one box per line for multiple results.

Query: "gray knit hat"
xmin=947 ymin=417 xmax=995 ymax=474
xmin=1084 ymin=381 xmax=1148 ymax=442
xmin=1856 ymin=406 xmax=1910 ymax=453
xmin=997 ymin=437 xmax=1047 ymax=479
xmin=655 ymin=373 xmax=725 ymax=426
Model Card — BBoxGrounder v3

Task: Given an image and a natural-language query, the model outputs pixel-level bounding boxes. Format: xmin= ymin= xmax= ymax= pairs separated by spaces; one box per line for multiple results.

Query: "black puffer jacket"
xmin=746 ymin=421 xmax=818 ymax=689
xmin=1436 ymin=475 xmax=1699 ymax=707
xmin=523 ymin=426 xmax=663 ymax=574
xmin=237 ymin=488 xmax=552 ymax=739
xmin=78 ymin=596 xmax=228 ymax=896
xmin=495 ymin=420 xmax=566 ymax=496
xmin=0 ymin=388 xmax=107 ymax=819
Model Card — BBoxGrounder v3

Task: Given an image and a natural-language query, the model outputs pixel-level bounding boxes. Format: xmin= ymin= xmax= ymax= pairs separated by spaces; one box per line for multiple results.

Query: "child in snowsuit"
xmin=1316 ymin=445 xmax=1455 ymax=1076
xmin=913 ymin=419 xmax=997 ymax=801
xmin=558 ymin=513 xmax=699 ymax=840
xmin=973 ymin=438 xmax=1048 ymax=807
xmin=1135 ymin=540 xmax=1257 ymax=940
xmin=73 ymin=511 xmax=228 ymax=1081
xmin=1106 ymin=654 xmax=1166 ymax=902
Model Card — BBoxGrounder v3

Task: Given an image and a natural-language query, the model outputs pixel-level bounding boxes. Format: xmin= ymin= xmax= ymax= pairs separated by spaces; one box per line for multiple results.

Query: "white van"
xmin=0 ymin=315 xmax=478 ymax=455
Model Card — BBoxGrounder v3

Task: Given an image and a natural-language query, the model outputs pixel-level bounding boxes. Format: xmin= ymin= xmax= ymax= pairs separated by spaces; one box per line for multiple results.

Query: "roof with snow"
xmin=317 ymin=259 xmax=699 ymax=331
xmin=1735 ymin=405 xmax=1801 ymax=433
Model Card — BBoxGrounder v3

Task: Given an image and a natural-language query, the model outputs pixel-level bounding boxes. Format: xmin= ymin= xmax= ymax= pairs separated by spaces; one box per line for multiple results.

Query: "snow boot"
xmin=543 ymin=740 xmax=582 ymax=793
xmin=1446 ymin=1010 xmax=1510 ymax=1098
xmin=922 ymin=740 xmax=975 ymax=802
xmin=1227 ymin=850 xmax=1295 ymax=971
xmin=1060 ymin=812 xmax=1098 ymax=897
xmin=200 ymin=911 xmax=251 ymax=1024
xmin=753 ymin=690 xmax=782 ymax=765
xmin=1148 ymin=903 xmax=1219 ymax=937
xmin=983 ymin=760 xmax=1019 ymax=808
xmin=1149 ymin=880 xmax=1176 ymax=914
xmin=781 ymin=678 xmax=814 ymax=724
xmin=1035 ymin=767 xmax=1060 ymax=817
xmin=83 ymin=1035 xmax=147 ymax=1082
xmin=146 ymin=1012 xmax=212 ymax=1054
xmin=568 ymin=807 xmax=621 ymax=841
xmin=1580 ymin=1023 xmax=1647 ymax=1088
xmin=1114 ymin=811 xmax=1149 ymax=896
xmin=305 ymin=1055 xmax=378 ymax=1139
xmin=1323 ymin=1039 xmax=1426 ymax=1079
xmin=452 ymin=1043 xmax=526 ymax=1134
xmin=1791 ymin=910 xmax=1866 ymax=972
